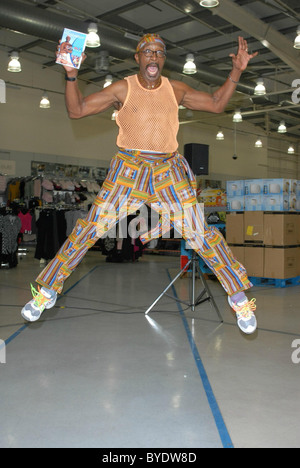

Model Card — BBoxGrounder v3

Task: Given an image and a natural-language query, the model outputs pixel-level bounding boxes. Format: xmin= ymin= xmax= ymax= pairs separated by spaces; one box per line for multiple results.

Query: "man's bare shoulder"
xmin=168 ymin=78 xmax=191 ymax=104
xmin=169 ymin=78 xmax=190 ymax=91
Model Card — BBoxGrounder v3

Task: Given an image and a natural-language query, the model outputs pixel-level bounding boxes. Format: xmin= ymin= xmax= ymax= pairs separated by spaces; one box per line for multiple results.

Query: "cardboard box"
xmin=244 ymin=245 xmax=264 ymax=277
xmin=244 ymin=211 xmax=264 ymax=243
xmin=226 ymin=212 xmax=244 ymax=244
xmin=228 ymin=244 xmax=245 ymax=266
xmin=297 ymin=215 xmax=300 ymax=244
xmin=264 ymin=246 xmax=299 ymax=279
xmin=264 ymin=213 xmax=299 ymax=246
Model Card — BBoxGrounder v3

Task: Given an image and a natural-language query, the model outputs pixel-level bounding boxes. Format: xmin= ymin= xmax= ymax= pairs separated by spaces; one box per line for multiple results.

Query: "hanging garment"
xmin=0 ymin=214 xmax=21 ymax=268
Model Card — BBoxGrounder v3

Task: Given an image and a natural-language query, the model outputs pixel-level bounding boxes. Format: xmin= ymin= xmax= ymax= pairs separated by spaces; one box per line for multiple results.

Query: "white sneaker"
xmin=21 ymin=285 xmax=57 ymax=322
xmin=228 ymin=296 xmax=257 ymax=334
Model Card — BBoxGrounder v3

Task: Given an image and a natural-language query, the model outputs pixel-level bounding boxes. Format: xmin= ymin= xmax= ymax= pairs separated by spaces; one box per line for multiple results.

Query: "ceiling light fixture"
xmin=233 ymin=109 xmax=242 ymax=123
xmin=86 ymin=22 xmax=100 ymax=48
xmin=254 ymin=78 xmax=266 ymax=96
xmin=288 ymin=145 xmax=295 ymax=154
xmin=199 ymin=0 xmax=219 ymax=7
xmin=95 ymin=50 xmax=109 ymax=73
xmin=103 ymin=74 xmax=113 ymax=88
xmin=277 ymin=121 xmax=287 ymax=133
xmin=39 ymin=92 xmax=50 ymax=109
xmin=183 ymin=54 xmax=197 ymax=75
xmin=255 ymin=138 xmax=263 ymax=148
xmin=216 ymin=129 xmax=224 ymax=140
xmin=0 ymin=79 xmax=6 ymax=103
xmin=294 ymin=27 xmax=300 ymax=49
xmin=7 ymin=51 xmax=21 ymax=72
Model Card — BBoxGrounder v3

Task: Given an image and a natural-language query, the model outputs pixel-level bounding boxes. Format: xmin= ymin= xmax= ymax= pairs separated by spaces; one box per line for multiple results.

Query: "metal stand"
xmin=145 ymin=250 xmax=223 ymax=322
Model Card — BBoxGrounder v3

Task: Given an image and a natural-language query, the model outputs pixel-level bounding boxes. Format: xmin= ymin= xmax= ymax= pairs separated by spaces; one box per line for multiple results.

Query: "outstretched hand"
xmin=229 ymin=36 xmax=258 ymax=72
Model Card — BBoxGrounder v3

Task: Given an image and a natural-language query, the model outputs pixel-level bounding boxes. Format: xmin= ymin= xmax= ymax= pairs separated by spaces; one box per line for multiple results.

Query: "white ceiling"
xmin=1 ymin=0 xmax=300 ymax=139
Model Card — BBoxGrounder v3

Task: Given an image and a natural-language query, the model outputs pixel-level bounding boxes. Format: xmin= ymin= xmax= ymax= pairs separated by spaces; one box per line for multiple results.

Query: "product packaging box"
xmin=226 ymin=180 xmax=245 ymax=197
xmin=226 ymin=196 xmax=244 ymax=212
xmin=198 ymin=187 xmax=226 ymax=207
xmin=263 ymin=194 xmax=290 ymax=211
xmin=244 ymin=211 xmax=264 ymax=242
xmin=290 ymin=193 xmax=298 ymax=212
xmin=244 ymin=245 xmax=264 ymax=277
xmin=296 ymin=181 xmax=300 ymax=212
xmin=264 ymin=246 xmax=299 ymax=279
xmin=226 ymin=212 xmax=244 ymax=244
xmin=263 ymin=178 xmax=295 ymax=195
xmin=56 ymin=28 xmax=87 ymax=69
xmin=245 ymin=195 xmax=264 ymax=211
xmin=264 ymin=213 xmax=299 ymax=246
xmin=262 ymin=178 xmax=297 ymax=211
xmin=244 ymin=179 xmax=264 ymax=196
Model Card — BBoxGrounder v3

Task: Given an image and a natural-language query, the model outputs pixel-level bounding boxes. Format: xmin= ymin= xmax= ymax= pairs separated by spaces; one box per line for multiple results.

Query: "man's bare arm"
xmin=65 ymin=79 xmax=127 ymax=119
xmin=171 ymin=36 xmax=258 ymax=114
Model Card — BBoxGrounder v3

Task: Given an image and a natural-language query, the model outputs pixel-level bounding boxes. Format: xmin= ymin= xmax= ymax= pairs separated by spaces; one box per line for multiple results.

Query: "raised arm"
xmin=57 ymin=46 xmax=127 ymax=119
xmin=64 ymin=77 xmax=126 ymax=119
xmin=172 ymin=37 xmax=258 ymax=114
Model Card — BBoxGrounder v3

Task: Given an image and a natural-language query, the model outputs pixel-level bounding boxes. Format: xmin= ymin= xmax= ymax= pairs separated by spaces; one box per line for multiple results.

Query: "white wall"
xmin=177 ymin=117 xmax=268 ymax=182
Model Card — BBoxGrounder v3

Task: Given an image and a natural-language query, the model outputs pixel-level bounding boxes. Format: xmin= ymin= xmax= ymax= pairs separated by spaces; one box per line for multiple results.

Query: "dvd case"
xmin=56 ymin=28 xmax=87 ymax=69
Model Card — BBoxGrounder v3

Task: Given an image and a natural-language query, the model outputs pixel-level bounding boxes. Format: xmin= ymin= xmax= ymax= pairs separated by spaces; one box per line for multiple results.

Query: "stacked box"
xmin=262 ymin=179 xmax=296 ymax=211
xmin=226 ymin=178 xmax=299 ymax=212
xmin=226 ymin=212 xmax=244 ymax=244
xmin=264 ymin=247 xmax=300 ymax=279
xmin=244 ymin=211 xmax=264 ymax=243
xmin=264 ymin=213 xmax=298 ymax=246
xmin=244 ymin=179 xmax=264 ymax=211
xmin=244 ymin=245 xmax=265 ymax=277
xmin=226 ymin=210 xmax=300 ymax=280
xmin=226 ymin=180 xmax=244 ymax=211
xmin=296 ymin=181 xmax=300 ymax=211
xmin=263 ymin=212 xmax=299 ymax=279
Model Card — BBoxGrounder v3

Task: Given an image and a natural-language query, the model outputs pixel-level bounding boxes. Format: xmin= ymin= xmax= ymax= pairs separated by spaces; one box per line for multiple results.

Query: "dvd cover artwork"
xmin=56 ymin=28 xmax=87 ymax=69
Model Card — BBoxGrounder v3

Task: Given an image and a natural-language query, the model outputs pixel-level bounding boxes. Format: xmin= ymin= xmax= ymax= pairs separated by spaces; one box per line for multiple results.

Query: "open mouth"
xmin=146 ymin=63 xmax=159 ymax=77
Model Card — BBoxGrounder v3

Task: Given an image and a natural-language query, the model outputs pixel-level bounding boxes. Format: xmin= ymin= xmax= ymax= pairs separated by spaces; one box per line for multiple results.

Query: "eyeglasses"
xmin=139 ymin=49 xmax=166 ymax=58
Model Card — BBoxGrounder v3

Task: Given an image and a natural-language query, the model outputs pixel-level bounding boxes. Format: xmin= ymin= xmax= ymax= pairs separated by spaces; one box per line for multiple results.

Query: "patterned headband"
xmin=136 ymin=34 xmax=166 ymax=52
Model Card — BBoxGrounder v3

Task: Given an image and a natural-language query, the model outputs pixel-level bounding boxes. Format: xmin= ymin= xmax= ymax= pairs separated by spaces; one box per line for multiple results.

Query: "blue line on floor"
xmin=166 ymin=269 xmax=234 ymax=449
xmin=5 ymin=265 xmax=99 ymax=346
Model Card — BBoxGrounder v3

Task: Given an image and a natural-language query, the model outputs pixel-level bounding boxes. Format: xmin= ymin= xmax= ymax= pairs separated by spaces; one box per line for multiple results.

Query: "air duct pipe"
xmin=0 ymin=0 xmax=256 ymax=94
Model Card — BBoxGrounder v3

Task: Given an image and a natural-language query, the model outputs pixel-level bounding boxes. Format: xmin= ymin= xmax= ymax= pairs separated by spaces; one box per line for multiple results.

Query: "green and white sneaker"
xmin=21 ymin=284 xmax=57 ymax=322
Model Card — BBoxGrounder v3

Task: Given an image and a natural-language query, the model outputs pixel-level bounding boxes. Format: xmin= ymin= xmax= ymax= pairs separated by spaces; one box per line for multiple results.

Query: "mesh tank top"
xmin=116 ymin=74 xmax=179 ymax=153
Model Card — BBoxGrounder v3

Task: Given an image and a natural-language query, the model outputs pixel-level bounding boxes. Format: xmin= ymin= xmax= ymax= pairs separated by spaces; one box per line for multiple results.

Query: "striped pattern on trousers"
xmin=36 ymin=149 xmax=252 ymax=296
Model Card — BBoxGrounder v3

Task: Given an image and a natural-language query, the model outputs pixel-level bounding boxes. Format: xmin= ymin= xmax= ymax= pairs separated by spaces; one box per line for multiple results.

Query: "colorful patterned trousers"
xmin=36 ymin=149 xmax=252 ymax=296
